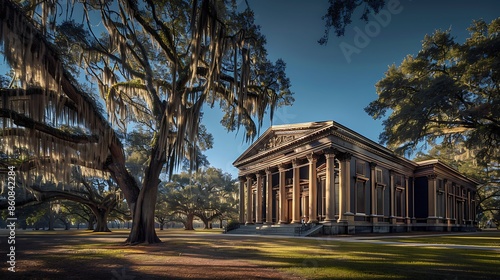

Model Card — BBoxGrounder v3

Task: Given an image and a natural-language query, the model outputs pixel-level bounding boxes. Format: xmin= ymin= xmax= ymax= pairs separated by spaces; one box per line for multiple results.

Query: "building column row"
xmin=239 ymin=151 xmax=351 ymax=225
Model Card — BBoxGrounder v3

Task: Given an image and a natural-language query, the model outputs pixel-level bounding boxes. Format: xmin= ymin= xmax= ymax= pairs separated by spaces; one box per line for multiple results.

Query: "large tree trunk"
xmin=202 ymin=217 xmax=209 ymax=229
xmin=94 ymin=212 xmax=111 ymax=232
xmin=185 ymin=213 xmax=195 ymax=230
xmin=47 ymin=203 xmax=55 ymax=231
xmin=126 ymin=152 xmax=164 ymax=244
xmin=91 ymin=207 xmax=111 ymax=232
xmin=87 ymin=215 xmax=96 ymax=230
xmin=59 ymin=218 xmax=70 ymax=230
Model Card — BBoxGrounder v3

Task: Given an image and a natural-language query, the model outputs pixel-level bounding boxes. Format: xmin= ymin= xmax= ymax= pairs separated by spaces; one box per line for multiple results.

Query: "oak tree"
xmin=365 ymin=18 xmax=500 ymax=164
xmin=0 ymin=0 xmax=293 ymax=243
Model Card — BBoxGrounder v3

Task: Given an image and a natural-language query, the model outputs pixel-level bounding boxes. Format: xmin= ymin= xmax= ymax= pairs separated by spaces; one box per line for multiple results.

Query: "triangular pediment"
xmin=233 ymin=121 xmax=334 ymax=166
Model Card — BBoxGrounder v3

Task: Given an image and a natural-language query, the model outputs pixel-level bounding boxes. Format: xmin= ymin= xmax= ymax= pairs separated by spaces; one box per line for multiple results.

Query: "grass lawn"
xmin=368 ymin=231 xmax=500 ymax=247
xmin=1 ymin=229 xmax=499 ymax=279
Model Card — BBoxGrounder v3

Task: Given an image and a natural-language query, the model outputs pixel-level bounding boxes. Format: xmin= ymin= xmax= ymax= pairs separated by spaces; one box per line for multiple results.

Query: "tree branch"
xmin=0 ymin=108 xmax=99 ymax=144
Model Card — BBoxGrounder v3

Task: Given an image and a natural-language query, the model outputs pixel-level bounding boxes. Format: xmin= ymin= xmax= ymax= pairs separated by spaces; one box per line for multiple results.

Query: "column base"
xmin=245 ymin=222 xmax=254 ymax=225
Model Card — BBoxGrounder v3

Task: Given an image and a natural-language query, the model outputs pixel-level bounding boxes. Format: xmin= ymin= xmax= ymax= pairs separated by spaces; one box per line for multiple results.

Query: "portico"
xmin=233 ymin=121 xmax=478 ymax=235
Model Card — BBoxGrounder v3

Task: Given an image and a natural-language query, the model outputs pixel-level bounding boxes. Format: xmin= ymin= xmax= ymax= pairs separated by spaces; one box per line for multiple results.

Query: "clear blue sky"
xmin=1 ymin=1 xmax=498 ymax=179
xmin=202 ymin=0 xmax=500 ymax=178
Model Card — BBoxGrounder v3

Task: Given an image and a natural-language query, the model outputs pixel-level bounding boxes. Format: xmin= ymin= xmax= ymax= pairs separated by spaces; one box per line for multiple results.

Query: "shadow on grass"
xmin=2 ymin=231 xmax=500 ymax=279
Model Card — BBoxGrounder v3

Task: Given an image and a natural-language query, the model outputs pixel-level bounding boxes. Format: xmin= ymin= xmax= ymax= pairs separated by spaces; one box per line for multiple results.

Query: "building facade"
xmin=233 ymin=121 xmax=478 ymax=234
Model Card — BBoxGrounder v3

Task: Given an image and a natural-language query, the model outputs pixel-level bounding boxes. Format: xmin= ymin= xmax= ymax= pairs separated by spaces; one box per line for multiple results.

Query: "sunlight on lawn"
xmin=384 ymin=232 xmax=500 ymax=247
xmin=9 ymin=231 xmax=500 ymax=279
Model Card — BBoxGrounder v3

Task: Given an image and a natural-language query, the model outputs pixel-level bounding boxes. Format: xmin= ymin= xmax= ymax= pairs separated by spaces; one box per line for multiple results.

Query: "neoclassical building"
xmin=233 ymin=121 xmax=478 ymax=234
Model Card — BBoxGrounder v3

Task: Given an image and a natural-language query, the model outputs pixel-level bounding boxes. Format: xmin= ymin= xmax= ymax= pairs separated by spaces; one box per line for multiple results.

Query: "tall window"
xmin=395 ymin=188 xmax=403 ymax=217
xmin=437 ymin=179 xmax=445 ymax=218
xmin=393 ymin=174 xmax=405 ymax=217
xmin=356 ymin=181 xmax=366 ymax=213
xmin=375 ymin=168 xmax=385 ymax=216
xmin=376 ymin=186 xmax=384 ymax=215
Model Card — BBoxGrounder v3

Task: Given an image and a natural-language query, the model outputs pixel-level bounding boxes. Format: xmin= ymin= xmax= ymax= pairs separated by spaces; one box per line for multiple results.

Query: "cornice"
xmin=234 ymin=122 xmax=334 ymax=167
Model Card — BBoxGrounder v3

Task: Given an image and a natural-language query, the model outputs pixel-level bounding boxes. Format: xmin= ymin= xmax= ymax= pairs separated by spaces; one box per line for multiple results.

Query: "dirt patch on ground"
xmin=2 ymin=233 xmax=305 ymax=280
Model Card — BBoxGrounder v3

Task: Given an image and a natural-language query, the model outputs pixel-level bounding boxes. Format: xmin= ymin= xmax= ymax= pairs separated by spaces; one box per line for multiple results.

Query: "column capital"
xmin=292 ymin=158 xmax=299 ymax=167
xmin=323 ymin=147 xmax=339 ymax=156
xmin=238 ymin=176 xmax=246 ymax=182
xmin=265 ymin=167 xmax=272 ymax=175
xmin=246 ymin=175 xmax=254 ymax=181
xmin=255 ymin=172 xmax=264 ymax=179
xmin=306 ymin=153 xmax=319 ymax=163
xmin=325 ymin=153 xmax=336 ymax=160
xmin=278 ymin=163 xmax=287 ymax=171
xmin=337 ymin=152 xmax=352 ymax=161
xmin=427 ymin=174 xmax=438 ymax=180
xmin=369 ymin=162 xmax=378 ymax=170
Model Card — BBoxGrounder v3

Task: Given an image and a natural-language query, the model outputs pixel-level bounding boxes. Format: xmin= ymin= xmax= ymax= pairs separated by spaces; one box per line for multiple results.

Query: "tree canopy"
xmin=319 ymin=0 xmax=386 ymax=43
xmin=0 ymin=0 xmax=293 ymax=244
xmin=365 ymin=18 xmax=500 ymax=164
xmin=159 ymin=167 xmax=237 ymax=230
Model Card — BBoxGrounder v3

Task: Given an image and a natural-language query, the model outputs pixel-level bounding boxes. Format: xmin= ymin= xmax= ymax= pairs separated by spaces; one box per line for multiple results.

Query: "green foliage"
xmin=157 ymin=167 xmax=238 ymax=229
xmin=366 ymin=18 xmax=500 ymax=163
xmin=1 ymin=0 xmax=293 ymax=243
xmin=319 ymin=0 xmax=386 ymax=42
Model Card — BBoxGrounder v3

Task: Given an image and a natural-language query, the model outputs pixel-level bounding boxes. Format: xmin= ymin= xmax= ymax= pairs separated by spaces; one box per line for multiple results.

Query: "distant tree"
xmin=0 ymin=172 xmax=125 ymax=232
xmin=28 ymin=177 xmax=123 ymax=232
xmin=59 ymin=200 xmax=96 ymax=230
xmin=365 ymin=18 xmax=500 ymax=165
xmin=192 ymin=167 xmax=237 ymax=229
xmin=159 ymin=167 xmax=237 ymax=230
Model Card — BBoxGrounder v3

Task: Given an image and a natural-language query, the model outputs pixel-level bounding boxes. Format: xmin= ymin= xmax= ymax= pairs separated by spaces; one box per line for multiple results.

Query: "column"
xmin=444 ymin=180 xmax=449 ymax=219
xmin=245 ymin=175 xmax=253 ymax=225
xmin=411 ymin=178 xmax=415 ymax=221
xmin=405 ymin=177 xmax=410 ymax=220
xmin=427 ymin=174 xmax=438 ymax=222
xmin=389 ymin=171 xmax=395 ymax=221
xmin=325 ymin=151 xmax=336 ymax=221
xmin=307 ymin=154 xmax=318 ymax=223
xmin=292 ymin=159 xmax=301 ymax=223
xmin=370 ymin=162 xmax=377 ymax=218
xmin=278 ymin=164 xmax=287 ymax=224
xmin=239 ymin=177 xmax=245 ymax=224
xmin=389 ymin=170 xmax=396 ymax=224
xmin=467 ymin=190 xmax=472 ymax=223
xmin=337 ymin=152 xmax=352 ymax=222
xmin=265 ymin=168 xmax=273 ymax=224
xmin=255 ymin=173 xmax=263 ymax=224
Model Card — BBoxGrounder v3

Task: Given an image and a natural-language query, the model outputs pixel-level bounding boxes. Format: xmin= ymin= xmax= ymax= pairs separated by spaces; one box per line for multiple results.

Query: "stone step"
xmin=226 ymin=224 xmax=324 ymax=237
